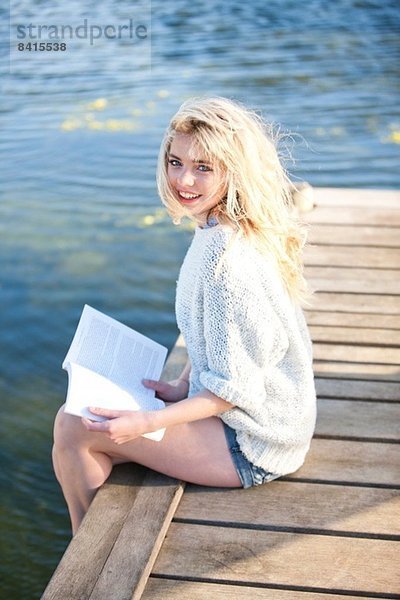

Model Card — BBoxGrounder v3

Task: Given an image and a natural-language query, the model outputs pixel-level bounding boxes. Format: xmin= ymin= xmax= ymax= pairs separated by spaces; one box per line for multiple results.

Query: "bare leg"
xmin=52 ymin=405 xmax=241 ymax=534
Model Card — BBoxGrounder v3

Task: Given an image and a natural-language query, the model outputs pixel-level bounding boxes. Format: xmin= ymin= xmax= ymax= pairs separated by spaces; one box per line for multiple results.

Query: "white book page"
xmin=65 ymin=363 xmax=138 ymax=419
xmin=62 ymin=305 xmax=168 ymax=441
xmin=63 ymin=305 xmax=167 ymax=407
xmin=64 ymin=363 xmax=165 ymax=441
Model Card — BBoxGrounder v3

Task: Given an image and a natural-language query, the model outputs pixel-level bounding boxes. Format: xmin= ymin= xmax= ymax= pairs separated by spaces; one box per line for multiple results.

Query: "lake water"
xmin=1 ymin=1 xmax=399 ymax=597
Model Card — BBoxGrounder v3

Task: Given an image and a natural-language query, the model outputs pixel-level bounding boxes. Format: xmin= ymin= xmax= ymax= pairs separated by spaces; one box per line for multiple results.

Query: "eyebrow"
xmin=168 ymin=153 xmax=211 ymax=165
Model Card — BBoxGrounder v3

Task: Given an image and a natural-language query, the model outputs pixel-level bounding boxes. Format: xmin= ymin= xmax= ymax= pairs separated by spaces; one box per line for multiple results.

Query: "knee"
xmin=53 ymin=404 xmax=84 ymax=450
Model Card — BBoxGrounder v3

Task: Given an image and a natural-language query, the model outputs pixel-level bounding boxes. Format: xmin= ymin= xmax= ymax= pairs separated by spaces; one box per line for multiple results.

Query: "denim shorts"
xmin=222 ymin=422 xmax=281 ymax=489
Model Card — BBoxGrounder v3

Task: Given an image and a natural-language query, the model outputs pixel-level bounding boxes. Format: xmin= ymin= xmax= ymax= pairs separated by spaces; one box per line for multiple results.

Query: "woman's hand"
xmin=82 ymin=408 xmax=153 ymax=445
xmin=142 ymin=378 xmax=189 ymax=402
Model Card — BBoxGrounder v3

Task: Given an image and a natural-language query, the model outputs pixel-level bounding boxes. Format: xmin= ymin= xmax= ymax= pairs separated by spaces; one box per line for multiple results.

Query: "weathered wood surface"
xmin=175 ymin=482 xmax=400 ymax=535
xmin=89 ymin=471 xmax=184 ymax=600
xmin=41 ymin=465 xmax=148 ymax=600
xmin=305 ymin=245 xmax=400 ymax=268
xmin=307 ymin=291 xmax=400 ymax=314
xmin=315 ymin=378 xmax=400 ymax=401
xmin=311 ymin=187 xmax=400 ymax=207
xmin=41 ymin=468 xmax=184 ymax=600
xmin=290 ymin=438 xmax=400 ymax=486
xmin=310 ymin=325 xmax=399 ymax=346
xmin=315 ymin=399 xmax=400 ymax=440
xmin=305 ymin=311 xmax=400 ymax=329
xmin=305 ymin=266 xmax=400 ymax=294
xmin=308 ymin=224 xmax=400 ymax=246
xmin=312 ymin=361 xmax=400 ymax=381
xmin=151 ymin=523 xmax=400 ymax=595
xmin=313 ymin=342 xmax=400 ymax=364
xmin=143 ymin=579 xmax=382 ymax=600
xmin=306 ymin=206 xmax=400 ymax=225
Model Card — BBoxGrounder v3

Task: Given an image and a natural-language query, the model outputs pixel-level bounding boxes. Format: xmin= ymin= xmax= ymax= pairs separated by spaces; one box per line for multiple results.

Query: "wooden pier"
xmin=42 ymin=188 xmax=400 ymax=600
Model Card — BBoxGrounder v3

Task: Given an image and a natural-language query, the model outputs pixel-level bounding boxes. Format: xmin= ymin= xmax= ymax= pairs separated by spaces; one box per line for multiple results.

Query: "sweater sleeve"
xmin=198 ymin=248 xmax=290 ymax=413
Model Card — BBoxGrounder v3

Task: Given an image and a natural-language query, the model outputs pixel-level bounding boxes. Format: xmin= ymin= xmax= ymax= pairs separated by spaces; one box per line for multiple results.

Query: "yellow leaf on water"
xmin=86 ymin=98 xmax=108 ymax=110
xmin=389 ymin=131 xmax=400 ymax=144
xmin=87 ymin=120 xmax=104 ymax=130
xmin=60 ymin=118 xmax=82 ymax=131
xmin=105 ymin=119 xmax=136 ymax=131
xmin=105 ymin=119 xmax=123 ymax=130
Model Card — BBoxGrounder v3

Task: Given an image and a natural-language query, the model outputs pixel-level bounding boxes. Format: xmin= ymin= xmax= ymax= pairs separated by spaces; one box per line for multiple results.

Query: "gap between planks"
xmin=175 ymin=480 xmax=400 ymax=537
xmin=143 ymin=577 xmax=395 ymax=600
xmin=150 ymin=522 xmax=400 ymax=597
xmin=172 ymin=518 xmax=400 ymax=542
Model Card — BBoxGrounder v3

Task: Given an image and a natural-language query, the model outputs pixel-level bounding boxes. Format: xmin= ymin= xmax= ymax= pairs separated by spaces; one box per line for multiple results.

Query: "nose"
xmin=177 ymin=168 xmax=195 ymax=187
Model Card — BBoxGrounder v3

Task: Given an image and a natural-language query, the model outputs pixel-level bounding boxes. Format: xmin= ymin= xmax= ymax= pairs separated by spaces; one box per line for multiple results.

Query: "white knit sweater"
xmin=175 ymin=223 xmax=317 ymax=476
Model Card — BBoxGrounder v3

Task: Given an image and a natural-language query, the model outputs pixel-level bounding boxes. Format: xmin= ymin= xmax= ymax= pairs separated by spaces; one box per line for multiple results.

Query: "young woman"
xmin=53 ymin=97 xmax=316 ymax=535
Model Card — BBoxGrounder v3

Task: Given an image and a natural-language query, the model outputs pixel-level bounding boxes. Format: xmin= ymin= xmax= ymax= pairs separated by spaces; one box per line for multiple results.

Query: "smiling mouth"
xmin=178 ymin=191 xmax=202 ymax=203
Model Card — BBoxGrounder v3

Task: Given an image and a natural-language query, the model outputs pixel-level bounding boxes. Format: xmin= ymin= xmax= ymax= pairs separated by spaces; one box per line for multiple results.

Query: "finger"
xmin=88 ymin=407 xmax=121 ymax=419
xmin=143 ymin=379 xmax=169 ymax=392
xmin=114 ymin=435 xmax=138 ymax=445
xmin=82 ymin=417 xmax=110 ymax=433
xmin=142 ymin=378 xmax=158 ymax=388
xmin=114 ymin=437 xmax=128 ymax=445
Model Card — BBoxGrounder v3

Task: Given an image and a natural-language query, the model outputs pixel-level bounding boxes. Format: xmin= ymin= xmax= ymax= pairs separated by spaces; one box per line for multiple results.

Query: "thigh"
xmin=94 ymin=416 xmax=242 ymax=488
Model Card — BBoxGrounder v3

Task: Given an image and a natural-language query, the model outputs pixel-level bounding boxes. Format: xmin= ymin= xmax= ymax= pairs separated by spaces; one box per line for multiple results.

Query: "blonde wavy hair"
xmin=157 ymin=96 xmax=312 ymax=306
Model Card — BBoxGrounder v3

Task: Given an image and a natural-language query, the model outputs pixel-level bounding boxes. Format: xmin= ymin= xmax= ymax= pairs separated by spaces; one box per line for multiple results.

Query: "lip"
xmin=176 ymin=190 xmax=202 ymax=204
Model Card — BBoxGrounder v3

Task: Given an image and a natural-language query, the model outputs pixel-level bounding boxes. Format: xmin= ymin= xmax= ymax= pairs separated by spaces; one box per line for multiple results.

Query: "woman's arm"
xmin=83 ymin=388 xmax=233 ymax=445
xmin=151 ymin=388 xmax=233 ymax=430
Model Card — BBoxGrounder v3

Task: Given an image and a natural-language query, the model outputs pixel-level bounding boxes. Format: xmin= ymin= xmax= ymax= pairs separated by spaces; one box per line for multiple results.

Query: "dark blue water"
xmin=1 ymin=1 xmax=399 ymax=597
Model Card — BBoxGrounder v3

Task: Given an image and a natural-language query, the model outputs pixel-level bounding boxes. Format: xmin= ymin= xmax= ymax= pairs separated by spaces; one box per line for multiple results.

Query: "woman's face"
xmin=167 ymin=133 xmax=225 ymax=224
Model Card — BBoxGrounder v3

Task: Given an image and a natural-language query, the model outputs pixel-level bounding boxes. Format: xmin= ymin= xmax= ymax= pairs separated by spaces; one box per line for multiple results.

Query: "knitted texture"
xmin=176 ymin=224 xmax=317 ymax=475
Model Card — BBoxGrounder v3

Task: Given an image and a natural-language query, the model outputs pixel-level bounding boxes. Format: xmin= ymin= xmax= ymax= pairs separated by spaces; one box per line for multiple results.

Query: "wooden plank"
xmin=304 ymin=244 xmax=400 ymax=268
xmin=306 ymin=265 xmax=400 ymax=283
xmin=313 ymin=343 xmax=400 ymax=365
xmin=315 ymin=378 xmax=400 ymax=402
xmin=313 ymin=187 xmax=400 ymax=208
xmin=143 ymin=578 xmax=382 ymax=599
xmin=177 ymin=482 xmax=400 ymax=536
xmin=41 ymin=464 xmax=148 ymax=600
xmin=308 ymin=292 xmax=400 ymax=315
xmin=293 ymin=439 xmax=400 ymax=486
xmin=316 ymin=399 xmax=400 ymax=441
xmin=305 ymin=311 xmax=400 ymax=329
xmin=162 ymin=334 xmax=187 ymax=379
xmin=305 ymin=206 xmax=400 ymax=226
xmin=310 ymin=325 xmax=399 ymax=346
xmin=151 ymin=523 xmax=400 ymax=595
xmin=306 ymin=266 xmax=400 ymax=294
xmin=89 ymin=471 xmax=185 ymax=600
xmin=308 ymin=224 xmax=400 ymax=247
xmin=313 ymin=361 xmax=400 ymax=381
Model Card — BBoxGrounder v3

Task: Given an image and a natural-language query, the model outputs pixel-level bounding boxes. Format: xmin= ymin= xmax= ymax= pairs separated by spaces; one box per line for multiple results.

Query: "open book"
xmin=62 ymin=305 xmax=168 ymax=441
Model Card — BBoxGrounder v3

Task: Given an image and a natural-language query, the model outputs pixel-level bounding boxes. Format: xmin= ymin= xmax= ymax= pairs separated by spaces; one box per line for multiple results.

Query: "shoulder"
xmin=199 ymin=227 xmax=283 ymax=299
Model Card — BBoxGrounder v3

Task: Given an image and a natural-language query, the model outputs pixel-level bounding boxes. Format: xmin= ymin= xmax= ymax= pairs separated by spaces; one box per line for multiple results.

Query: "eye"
xmin=168 ymin=158 xmax=181 ymax=167
xmin=198 ymin=164 xmax=212 ymax=172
